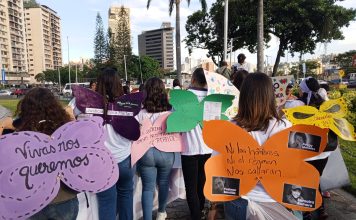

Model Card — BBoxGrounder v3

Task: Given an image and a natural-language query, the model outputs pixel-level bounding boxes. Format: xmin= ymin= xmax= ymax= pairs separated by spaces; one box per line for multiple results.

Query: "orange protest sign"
xmin=203 ymin=120 xmax=328 ymax=211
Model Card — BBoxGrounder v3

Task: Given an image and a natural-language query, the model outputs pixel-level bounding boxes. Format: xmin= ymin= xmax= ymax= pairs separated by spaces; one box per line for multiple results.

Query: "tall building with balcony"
xmin=108 ymin=6 xmax=130 ymax=40
xmin=138 ymin=22 xmax=174 ymax=71
xmin=0 ymin=0 xmax=29 ymax=84
xmin=24 ymin=4 xmax=62 ymax=83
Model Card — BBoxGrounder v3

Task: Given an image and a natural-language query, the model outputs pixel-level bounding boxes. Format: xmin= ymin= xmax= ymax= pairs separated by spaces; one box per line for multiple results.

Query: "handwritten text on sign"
xmin=14 ymin=138 xmax=89 ymax=190
xmin=0 ymin=117 xmax=119 ymax=220
xmin=224 ymin=142 xmax=281 ymax=178
xmin=131 ymin=113 xmax=183 ymax=166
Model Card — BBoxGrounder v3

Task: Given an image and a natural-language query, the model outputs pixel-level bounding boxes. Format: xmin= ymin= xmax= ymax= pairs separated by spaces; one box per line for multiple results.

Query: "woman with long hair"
xmin=0 ymin=88 xmax=78 ymax=220
xmin=136 ymin=77 xmax=175 ymax=220
xmin=224 ymin=73 xmax=297 ymax=220
xmin=69 ymin=67 xmax=135 ymax=220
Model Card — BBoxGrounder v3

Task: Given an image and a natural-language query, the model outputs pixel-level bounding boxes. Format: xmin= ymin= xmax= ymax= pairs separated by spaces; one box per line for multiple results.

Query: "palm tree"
xmin=147 ymin=0 xmax=207 ymax=82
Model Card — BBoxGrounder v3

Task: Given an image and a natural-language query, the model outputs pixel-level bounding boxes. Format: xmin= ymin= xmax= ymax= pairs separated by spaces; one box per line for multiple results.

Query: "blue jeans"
xmin=224 ymin=198 xmax=248 ymax=220
xmin=97 ymin=156 xmax=135 ymax=220
xmin=137 ymin=148 xmax=175 ymax=220
xmin=29 ymin=197 xmax=79 ymax=220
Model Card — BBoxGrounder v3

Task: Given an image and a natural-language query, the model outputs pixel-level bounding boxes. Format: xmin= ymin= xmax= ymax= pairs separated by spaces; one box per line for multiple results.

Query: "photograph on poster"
xmin=282 ymin=183 xmax=316 ymax=208
xmin=288 ymin=131 xmax=321 ymax=152
xmin=212 ymin=176 xmax=240 ymax=196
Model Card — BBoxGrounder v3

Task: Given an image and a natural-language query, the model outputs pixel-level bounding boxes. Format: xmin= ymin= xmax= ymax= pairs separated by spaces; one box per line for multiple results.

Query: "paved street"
xmin=164 ymin=189 xmax=356 ymax=220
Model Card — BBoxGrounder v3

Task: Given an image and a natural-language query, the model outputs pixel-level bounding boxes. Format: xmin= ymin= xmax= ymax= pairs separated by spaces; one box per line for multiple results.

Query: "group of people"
xmin=0 ymin=60 xmax=336 ymax=220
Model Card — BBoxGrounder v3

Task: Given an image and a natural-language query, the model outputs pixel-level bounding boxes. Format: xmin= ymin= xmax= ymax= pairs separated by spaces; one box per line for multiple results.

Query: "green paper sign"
xmin=167 ymin=90 xmax=234 ymax=132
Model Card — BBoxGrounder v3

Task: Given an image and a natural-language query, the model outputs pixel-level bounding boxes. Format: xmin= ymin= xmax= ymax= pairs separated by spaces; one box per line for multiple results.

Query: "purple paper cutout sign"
xmin=72 ymin=85 xmax=143 ymax=140
xmin=0 ymin=117 xmax=119 ymax=219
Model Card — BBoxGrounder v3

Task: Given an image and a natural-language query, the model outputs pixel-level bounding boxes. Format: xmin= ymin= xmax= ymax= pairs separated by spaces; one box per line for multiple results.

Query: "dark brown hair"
xmin=191 ymin=68 xmax=207 ymax=88
xmin=234 ymin=72 xmax=281 ymax=132
xmin=96 ymin=68 xmax=124 ymax=117
xmin=15 ymin=88 xmax=71 ymax=135
xmin=230 ymin=69 xmax=249 ymax=90
xmin=143 ymin=77 xmax=172 ymax=113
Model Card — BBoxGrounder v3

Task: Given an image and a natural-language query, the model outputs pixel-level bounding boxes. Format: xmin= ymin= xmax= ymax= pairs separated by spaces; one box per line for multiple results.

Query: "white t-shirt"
xmin=233 ymin=62 xmax=253 ymax=73
xmin=181 ymin=88 xmax=213 ymax=156
xmin=245 ymin=118 xmax=292 ymax=202
xmin=68 ymin=98 xmax=132 ymax=163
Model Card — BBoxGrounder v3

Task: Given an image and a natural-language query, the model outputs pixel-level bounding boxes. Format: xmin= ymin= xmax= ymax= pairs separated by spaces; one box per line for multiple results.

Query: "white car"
xmin=0 ymin=90 xmax=11 ymax=96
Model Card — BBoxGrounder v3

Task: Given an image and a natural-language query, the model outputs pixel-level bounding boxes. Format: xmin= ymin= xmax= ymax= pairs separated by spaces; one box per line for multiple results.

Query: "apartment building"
xmin=138 ymin=22 xmax=174 ymax=71
xmin=24 ymin=4 xmax=62 ymax=83
xmin=108 ymin=6 xmax=130 ymax=40
xmin=0 ymin=0 xmax=29 ymax=84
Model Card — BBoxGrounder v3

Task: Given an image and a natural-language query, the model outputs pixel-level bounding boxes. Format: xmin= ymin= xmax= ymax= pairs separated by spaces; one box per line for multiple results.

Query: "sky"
xmin=38 ymin=0 xmax=356 ymax=66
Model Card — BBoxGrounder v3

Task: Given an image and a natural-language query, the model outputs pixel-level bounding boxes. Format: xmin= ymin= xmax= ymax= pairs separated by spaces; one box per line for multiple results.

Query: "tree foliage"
xmin=112 ymin=7 xmax=132 ymax=66
xmin=185 ymin=0 xmax=356 ymax=73
xmin=23 ymin=0 xmax=40 ymax=8
xmin=94 ymin=13 xmax=107 ymax=66
xmin=332 ymin=50 xmax=356 ymax=75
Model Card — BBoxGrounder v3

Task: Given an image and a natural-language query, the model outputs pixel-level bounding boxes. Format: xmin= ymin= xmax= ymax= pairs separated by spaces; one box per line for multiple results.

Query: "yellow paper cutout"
xmin=283 ymin=98 xmax=355 ymax=141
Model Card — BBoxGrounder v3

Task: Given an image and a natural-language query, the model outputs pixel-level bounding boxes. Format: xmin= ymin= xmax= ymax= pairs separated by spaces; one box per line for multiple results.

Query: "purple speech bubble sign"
xmin=72 ymin=85 xmax=143 ymax=140
xmin=0 ymin=117 xmax=119 ymax=219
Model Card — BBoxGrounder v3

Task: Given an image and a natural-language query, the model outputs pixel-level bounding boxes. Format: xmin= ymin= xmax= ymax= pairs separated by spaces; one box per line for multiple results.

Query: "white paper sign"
xmin=203 ymin=101 xmax=222 ymax=120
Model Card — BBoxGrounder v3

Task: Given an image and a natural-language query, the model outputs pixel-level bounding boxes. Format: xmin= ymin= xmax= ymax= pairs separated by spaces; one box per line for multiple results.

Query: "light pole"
xmin=123 ymin=55 xmax=128 ymax=81
xmin=57 ymin=59 xmax=61 ymax=92
xmin=230 ymin=38 xmax=233 ymax=67
xmin=67 ymin=36 xmax=71 ymax=88
xmin=223 ymin=0 xmax=229 ymax=61
xmin=138 ymin=56 xmax=143 ymax=83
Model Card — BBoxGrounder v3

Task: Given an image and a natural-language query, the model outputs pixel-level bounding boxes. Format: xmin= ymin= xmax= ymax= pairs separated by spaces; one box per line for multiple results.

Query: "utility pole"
xmin=67 ymin=36 xmax=71 ymax=88
xmin=223 ymin=0 xmax=229 ymax=61
xmin=75 ymin=64 xmax=78 ymax=83
xmin=138 ymin=56 xmax=143 ymax=83
xmin=257 ymin=0 xmax=264 ymax=72
xmin=124 ymin=55 xmax=127 ymax=81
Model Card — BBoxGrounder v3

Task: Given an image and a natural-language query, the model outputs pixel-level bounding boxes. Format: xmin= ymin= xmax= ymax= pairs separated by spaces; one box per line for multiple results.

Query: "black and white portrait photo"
xmin=282 ymin=183 xmax=316 ymax=208
xmin=212 ymin=176 xmax=240 ymax=196
xmin=288 ymin=131 xmax=321 ymax=152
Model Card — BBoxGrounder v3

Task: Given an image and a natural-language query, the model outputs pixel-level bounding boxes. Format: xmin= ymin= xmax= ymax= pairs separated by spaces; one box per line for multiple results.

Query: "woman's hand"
xmin=0 ymin=117 xmax=14 ymax=134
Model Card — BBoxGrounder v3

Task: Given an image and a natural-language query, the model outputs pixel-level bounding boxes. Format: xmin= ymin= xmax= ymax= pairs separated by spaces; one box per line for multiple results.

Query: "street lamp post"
xmin=124 ymin=55 xmax=127 ymax=81
xmin=138 ymin=56 xmax=143 ymax=83
xmin=223 ymin=0 xmax=229 ymax=61
xmin=67 ymin=36 xmax=71 ymax=89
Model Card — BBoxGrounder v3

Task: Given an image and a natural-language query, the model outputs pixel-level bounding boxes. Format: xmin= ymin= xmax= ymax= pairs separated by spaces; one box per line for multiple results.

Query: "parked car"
xmin=0 ymin=90 xmax=12 ymax=96
xmin=347 ymin=80 xmax=356 ymax=89
xmin=14 ymin=88 xmax=30 ymax=96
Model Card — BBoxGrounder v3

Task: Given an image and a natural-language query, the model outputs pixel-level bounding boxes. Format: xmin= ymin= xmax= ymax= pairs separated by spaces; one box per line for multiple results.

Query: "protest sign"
xmin=131 ymin=113 xmax=182 ymax=166
xmin=72 ymin=85 xmax=143 ymax=140
xmin=204 ymin=71 xmax=239 ymax=118
xmin=203 ymin=120 xmax=328 ymax=211
xmin=284 ymin=98 xmax=356 ymax=141
xmin=167 ymin=90 xmax=234 ymax=132
xmin=271 ymin=75 xmax=294 ymax=106
xmin=0 ymin=117 xmax=119 ymax=219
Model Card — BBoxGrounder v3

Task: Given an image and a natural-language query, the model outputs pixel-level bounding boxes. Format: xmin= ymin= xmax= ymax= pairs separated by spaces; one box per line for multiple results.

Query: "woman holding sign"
xmin=69 ymin=68 xmax=136 ymax=220
xmin=224 ymin=73 xmax=297 ymax=219
xmin=135 ymin=77 xmax=176 ymax=220
xmin=0 ymin=88 xmax=79 ymax=220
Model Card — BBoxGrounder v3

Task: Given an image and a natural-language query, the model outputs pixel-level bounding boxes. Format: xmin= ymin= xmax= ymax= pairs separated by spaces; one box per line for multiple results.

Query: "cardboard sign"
xmin=205 ymin=70 xmax=239 ymax=118
xmin=271 ymin=75 xmax=294 ymax=106
xmin=72 ymin=85 xmax=143 ymax=140
xmin=167 ymin=90 xmax=234 ymax=132
xmin=131 ymin=113 xmax=183 ymax=166
xmin=203 ymin=120 xmax=328 ymax=211
xmin=0 ymin=117 xmax=119 ymax=219
xmin=283 ymin=98 xmax=356 ymax=141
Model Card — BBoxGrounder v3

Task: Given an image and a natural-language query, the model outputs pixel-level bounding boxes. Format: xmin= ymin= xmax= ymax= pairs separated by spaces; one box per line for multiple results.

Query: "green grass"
xmin=340 ymin=139 xmax=356 ymax=196
xmin=0 ymin=99 xmax=68 ymax=114
xmin=0 ymin=99 xmax=19 ymax=114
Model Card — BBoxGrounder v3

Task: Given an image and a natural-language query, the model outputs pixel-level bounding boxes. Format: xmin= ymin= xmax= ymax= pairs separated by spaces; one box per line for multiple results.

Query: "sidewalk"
xmin=165 ymin=189 xmax=356 ymax=220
